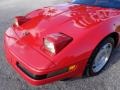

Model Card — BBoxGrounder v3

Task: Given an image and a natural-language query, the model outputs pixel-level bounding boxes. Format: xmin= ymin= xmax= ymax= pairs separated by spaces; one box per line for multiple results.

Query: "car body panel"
xmin=4 ymin=3 xmax=120 ymax=85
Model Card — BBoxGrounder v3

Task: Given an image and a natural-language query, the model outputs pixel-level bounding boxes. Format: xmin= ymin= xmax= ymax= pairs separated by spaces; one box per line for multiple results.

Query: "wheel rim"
xmin=92 ymin=43 xmax=113 ymax=73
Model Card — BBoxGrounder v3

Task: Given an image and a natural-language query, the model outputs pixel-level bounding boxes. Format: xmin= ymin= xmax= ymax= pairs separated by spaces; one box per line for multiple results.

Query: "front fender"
xmin=51 ymin=18 xmax=120 ymax=76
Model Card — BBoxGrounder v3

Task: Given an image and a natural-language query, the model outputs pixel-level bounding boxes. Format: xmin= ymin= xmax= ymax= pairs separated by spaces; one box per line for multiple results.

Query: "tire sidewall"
xmin=86 ymin=37 xmax=115 ymax=76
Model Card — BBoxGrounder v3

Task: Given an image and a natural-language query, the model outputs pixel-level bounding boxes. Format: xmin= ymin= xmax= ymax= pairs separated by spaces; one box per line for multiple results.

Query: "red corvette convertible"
xmin=4 ymin=0 xmax=120 ymax=85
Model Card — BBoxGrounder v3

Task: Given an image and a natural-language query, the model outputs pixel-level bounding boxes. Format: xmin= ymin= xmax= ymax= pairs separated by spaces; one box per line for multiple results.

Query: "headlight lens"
xmin=43 ymin=33 xmax=73 ymax=55
xmin=44 ymin=39 xmax=56 ymax=54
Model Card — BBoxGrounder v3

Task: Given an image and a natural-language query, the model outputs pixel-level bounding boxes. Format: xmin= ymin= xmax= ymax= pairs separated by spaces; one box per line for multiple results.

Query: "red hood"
xmin=20 ymin=3 xmax=115 ymax=29
xmin=14 ymin=3 xmax=117 ymax=33
xmin=13 ymin=3 xmax=117 ymax=56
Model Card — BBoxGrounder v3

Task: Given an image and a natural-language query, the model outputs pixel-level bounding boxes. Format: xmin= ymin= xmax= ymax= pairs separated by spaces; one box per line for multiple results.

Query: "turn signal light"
xmin=69 ymin=65 xmax=77 ymax=71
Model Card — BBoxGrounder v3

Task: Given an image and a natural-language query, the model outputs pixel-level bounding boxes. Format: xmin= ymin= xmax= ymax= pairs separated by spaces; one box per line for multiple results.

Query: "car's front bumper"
xmin=4 ymin=28 xmax=78 ymax=86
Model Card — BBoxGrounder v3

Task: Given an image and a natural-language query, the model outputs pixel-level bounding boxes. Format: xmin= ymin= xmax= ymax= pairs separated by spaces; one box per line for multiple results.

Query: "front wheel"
xmin=85 ymin=37 xmax=115 ymax=76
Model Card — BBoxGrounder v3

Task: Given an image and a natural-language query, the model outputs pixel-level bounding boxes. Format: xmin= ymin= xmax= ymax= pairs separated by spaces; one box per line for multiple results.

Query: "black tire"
xmin=84 ymin=37 xmax=115 ymax=77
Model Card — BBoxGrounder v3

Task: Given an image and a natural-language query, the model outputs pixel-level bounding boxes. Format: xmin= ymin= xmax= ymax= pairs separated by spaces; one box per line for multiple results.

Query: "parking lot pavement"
xmin=0 ymin=0 xmax=120 ymax=90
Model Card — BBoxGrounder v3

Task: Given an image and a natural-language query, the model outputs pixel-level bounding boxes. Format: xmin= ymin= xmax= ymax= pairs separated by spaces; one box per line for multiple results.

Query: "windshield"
xmin=72 ymin=0 xmax=120 ymax=9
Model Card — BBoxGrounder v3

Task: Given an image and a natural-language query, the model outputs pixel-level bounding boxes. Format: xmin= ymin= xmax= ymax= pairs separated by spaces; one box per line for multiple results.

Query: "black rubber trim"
xmin=16 ymin=62 xmax=68 ymax=80
xmin=16 ymin=62 xmax=47 ymax=80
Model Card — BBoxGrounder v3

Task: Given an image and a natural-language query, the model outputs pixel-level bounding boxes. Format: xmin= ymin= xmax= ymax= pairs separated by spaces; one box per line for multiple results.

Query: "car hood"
xmin=14 ymin=3 xmax=115 ymax=35
xmin=15 ymin=3 xmax=104 ymax=30
xmin=13 ymin=3 xmax=115 ymax=58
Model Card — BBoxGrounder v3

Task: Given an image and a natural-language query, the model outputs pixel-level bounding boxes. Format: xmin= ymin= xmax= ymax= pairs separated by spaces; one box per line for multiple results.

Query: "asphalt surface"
xmin=0 ymin=0 xmax=120 ymax=90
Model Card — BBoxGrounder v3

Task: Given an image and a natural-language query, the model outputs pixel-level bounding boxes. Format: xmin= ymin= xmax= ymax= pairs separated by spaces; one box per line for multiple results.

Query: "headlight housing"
xmin=43 ymin=33 xmax=73 ymax=55
xmin=14 ymin=16 xmax=29 ymax=27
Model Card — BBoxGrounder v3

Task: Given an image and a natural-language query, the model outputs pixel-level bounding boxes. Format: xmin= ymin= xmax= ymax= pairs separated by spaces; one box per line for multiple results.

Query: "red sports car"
xmin=4 ymin=0 xmax=120 ymax=85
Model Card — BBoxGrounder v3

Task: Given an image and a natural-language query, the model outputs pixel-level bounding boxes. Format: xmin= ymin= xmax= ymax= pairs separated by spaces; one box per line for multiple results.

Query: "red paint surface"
xmin=4 ymin=4 xmax=120 ymax=85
